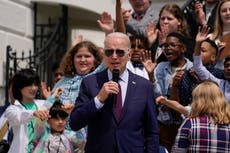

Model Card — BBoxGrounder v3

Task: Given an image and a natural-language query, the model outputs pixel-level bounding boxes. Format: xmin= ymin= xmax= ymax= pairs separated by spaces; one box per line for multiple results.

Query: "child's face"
xmin=200 ymin=41 xmax=216 ymax=66
xmin=21 ymin=83 xmax=38 ymax=101
xmin=48 ymin=116 xmax=67 ymax=133
xmin=130 ymin=38 xmax=146 ymax=62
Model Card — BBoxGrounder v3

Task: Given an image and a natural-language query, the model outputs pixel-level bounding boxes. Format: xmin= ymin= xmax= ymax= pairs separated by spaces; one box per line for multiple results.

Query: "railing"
xmin=5 ymin=4 xmax=68 ymax=104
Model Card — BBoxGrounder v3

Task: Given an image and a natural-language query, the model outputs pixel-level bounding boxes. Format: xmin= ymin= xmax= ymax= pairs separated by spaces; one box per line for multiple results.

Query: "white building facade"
xmin=0 ymin=0 xmax=186 ymax=105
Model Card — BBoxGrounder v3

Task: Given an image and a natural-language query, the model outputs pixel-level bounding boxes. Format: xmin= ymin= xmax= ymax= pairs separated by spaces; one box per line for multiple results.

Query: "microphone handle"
xmin=112 ymin=79 xmax=118 ymax=105
xmin=112 ymin=69 xmax=119 ymax=105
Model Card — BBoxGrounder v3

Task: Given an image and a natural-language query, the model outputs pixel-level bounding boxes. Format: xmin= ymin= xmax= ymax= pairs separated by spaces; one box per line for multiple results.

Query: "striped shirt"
xmin=172 ymin=116 xmax=230 ymax=153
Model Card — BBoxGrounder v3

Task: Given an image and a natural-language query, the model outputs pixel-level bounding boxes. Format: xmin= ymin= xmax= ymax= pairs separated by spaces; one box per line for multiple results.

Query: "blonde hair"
xmin=190 ymin=80 xmax=230 ymax=124
xmin=212 ymin=0 xmax=230 ymax=40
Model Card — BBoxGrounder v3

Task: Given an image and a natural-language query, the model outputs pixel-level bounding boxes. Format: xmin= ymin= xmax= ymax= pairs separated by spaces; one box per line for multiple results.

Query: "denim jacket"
xmin=154 ymin=58 xmax=193 ymax=124
xmin=154 ymin=58 xmax=193 ymax=97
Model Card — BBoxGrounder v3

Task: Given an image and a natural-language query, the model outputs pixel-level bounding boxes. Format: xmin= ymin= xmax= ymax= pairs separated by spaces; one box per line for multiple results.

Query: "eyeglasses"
xmin=104 ymin=49 xmax=127 ymax=57
xmin=161 ymin=42 xmax=182 ymax=50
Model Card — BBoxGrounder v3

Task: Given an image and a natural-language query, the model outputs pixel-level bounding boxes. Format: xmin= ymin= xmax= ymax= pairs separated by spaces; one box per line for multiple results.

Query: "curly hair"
xmin=190 ymin=80 xmax=230 ymax=124
xmin=60 ymin=41 xmax=103 ymax=76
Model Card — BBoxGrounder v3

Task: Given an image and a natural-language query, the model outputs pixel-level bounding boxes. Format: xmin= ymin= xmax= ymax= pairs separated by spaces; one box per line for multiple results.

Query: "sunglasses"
xmin=104 ymin=49 xmax=127 ymax=57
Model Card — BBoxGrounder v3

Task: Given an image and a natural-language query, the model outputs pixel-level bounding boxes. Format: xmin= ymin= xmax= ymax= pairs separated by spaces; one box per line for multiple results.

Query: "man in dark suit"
xmin=70 ymin=32 xmax=159 ymax=153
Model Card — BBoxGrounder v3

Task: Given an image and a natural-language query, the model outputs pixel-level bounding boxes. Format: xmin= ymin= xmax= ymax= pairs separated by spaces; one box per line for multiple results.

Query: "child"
xmin=171 ymin=80 xmax=230 ymax=152
xmin=33 ymin=101 xmax=85 ymax=153
xmin=5 ymin=69 xmax=50 ymax=153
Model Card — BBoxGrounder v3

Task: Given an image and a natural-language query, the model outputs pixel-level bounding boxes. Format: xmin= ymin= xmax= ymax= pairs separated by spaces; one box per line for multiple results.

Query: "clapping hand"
xmin=146 ymin=21 xmax=159 ymax=47
xmin=122 ymin=8 xmax=132 ymax=24
xmin=158 ymin=25 xmax=170 ymax=45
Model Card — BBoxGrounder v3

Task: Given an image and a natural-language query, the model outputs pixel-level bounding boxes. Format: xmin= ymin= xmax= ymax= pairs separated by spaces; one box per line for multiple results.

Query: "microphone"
xmin=112 ymin=69 xmax=120 ymax=104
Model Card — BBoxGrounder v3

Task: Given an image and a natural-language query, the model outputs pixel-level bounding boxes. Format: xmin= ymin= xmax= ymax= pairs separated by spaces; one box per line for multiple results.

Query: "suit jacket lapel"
xmin=96 ymin=69 xmax=108 ymax=89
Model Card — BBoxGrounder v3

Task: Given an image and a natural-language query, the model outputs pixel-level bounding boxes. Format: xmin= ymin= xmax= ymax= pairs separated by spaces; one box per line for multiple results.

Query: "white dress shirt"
xmin=95 ymin=69 xmax=129 ymax=109
xmin=126 ymin=60 xmax=149 ymax=80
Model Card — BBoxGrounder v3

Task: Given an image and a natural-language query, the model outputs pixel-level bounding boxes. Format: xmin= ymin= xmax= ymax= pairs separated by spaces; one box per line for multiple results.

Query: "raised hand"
xmin=196 ymin=26 xmax=210 ymax=43
xmin=158 ymin=25 xmax=169 ymax=45
xmin=141 ymin=50 xmax=156 ymax=74
xmin=116 ymin=0 xmax=126 ymax=33
xmin=146 ymin=21 xmax=159 ymax=46
xmin=41 ymin=82 xmax=51 ymax=99
xmin=218 ymin=41 xmax=226 ymax=51
xmin=52 ymin=87 xmax=64 ymax=99
xmin=122 ymin=8 xmax=132 ymax=24
xmin=97 ymin=11 xmax=114 ymax=35
xmin=194 ymin=2 xmax=206 ymax=25
xmin=141 ymin=50 xmax=157 ymax=83
xmin=72 ymin=35 xmax=83 ymax=47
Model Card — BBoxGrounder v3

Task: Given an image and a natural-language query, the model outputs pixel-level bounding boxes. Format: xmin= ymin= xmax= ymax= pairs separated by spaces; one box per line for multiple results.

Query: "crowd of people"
xmin=0 ymin=0 xmax=230 ymax=153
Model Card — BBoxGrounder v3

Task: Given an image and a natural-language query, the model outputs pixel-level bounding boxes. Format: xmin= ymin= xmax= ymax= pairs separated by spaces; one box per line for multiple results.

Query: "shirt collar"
xmin=107 ymin=69 xmax=128 ymax=83
xmin=132 ymin=11 xmax=146 ymax=20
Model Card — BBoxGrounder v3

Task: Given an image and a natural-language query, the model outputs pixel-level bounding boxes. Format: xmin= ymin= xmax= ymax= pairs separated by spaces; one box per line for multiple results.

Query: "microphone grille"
xmin=112 ymin=69 xmax=120 ymax=82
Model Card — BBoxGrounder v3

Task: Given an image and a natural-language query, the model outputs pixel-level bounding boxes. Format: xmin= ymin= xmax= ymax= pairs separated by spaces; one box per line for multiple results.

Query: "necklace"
xmin=172 ymin=61 xmax=186 ymax=74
